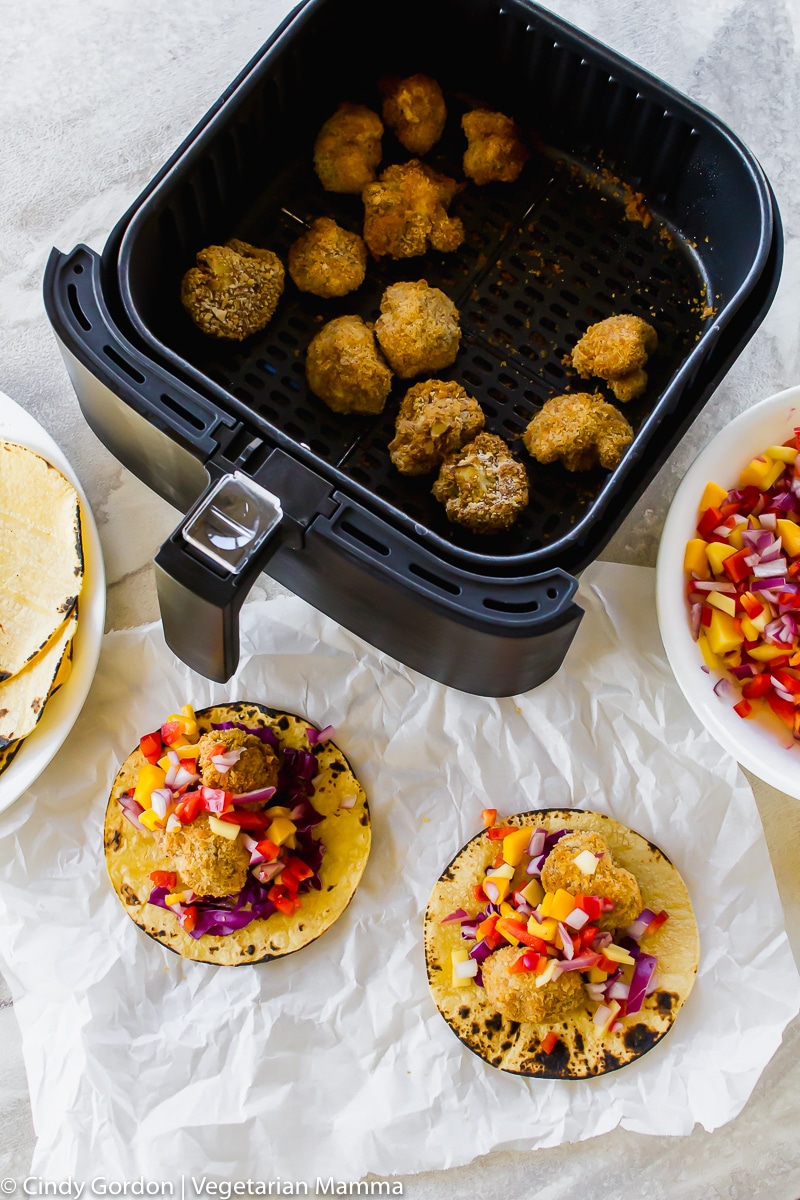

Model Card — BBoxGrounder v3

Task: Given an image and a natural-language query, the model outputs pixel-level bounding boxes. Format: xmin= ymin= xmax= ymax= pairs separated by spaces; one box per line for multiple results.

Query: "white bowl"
xmin=656 ymin=384 xmax=800 ymax=799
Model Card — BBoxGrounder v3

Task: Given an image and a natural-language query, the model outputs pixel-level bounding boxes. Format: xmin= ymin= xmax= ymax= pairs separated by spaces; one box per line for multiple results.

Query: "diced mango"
xmin=706 ymin=590 xmax=736 ymax=618
xmin=549 ymin=888 xmax=577 ymax=922
xmin=602 ymin=944 xmax=637 ymax=966
xmin=208 ymin=814 xmax=239 ymax=841
xmin=740 ymin=456 xmax=778 ymax=489
xmin=707 ymin=609 xmax=744 ymax=656
xmin=697 ymin=632 xmax=722 ymax=670
xmin=502 ymin=826 xmax=533 ymax=867
xmin=266 ymin=816 xmax=297 ymax=846
xmin=451 ymin=948 xmax=473 ymax=988
xmin=535 ymin=959 xmax=560 ymax=988
xmin=699 ymin=481 xmax=728 ymax=511
xmin=486 ymin=863 xmax=515 ymax=881
xmin=706 ymin=542 xmax=736 ymax=575
xmin=164 ymin=891 xmax=192 ymax=907
xmin=587 ymin=967 xmax=609 ymax=983
xmin=139 ymin=808 xmax=163 ymax=832
xmin=740 ymin=616 xmax=762 ymax=642
xmin=519 ymin=878 xmax=545 ymax=907
xmin=499 ymin=902 xmax=518 ymax=920
xmin=594 ymin=999 xmax=621 ymax=1034
xmin=684 ymin=538 xmax=711 ymax=579
xmin=728 ymin=526 xmax=745 ymax=550
xmin=767 ymin=445 xmax=798 ymax=464
xmin=494 ymin=918 xmax=521 ymax=946
xmin=748 ymin=643 xmax=788 ymax=662
xmin=777 ymin=518 xmax=800 ymax=558
xmin=529 ymin=916 xmax=559 ymax=944
xmin=539 ymin=892 xmax=554 ymax=918
xmin=723 ymin=649 xmax=742 ymax=669
xmin=133 ymin=763 xmax=167 ymax=809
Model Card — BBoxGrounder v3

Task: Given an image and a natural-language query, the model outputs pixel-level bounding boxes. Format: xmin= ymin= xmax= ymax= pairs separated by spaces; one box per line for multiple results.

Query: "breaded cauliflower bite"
xmin=432 ymin=432 xmax=528 ymax=533
xmin=540 ymin=831 xmax=642 ymax=932
xmin=375 ymin=280 xmax=461 ymax=378
xmin=160 ymin=814 xmax=250 ymax=897
xmin=461 ymin=110 xmax=529 ymax=185
xmin=482 ymin=945 xmax=586 ymax=1023
xmin=380 ymin=73 xmax=447 ymax=154
xmin=522 ymin=392 xmax=634 ymax=473
xmin=362 ymin=160 xmax=464 ymax=259
xmin=388 ymin=379 xmax=484 ymax=475
xmin=313 ymin=103 xmax=383 ymax=194
xmin=180 ymin=239 xmax=285 ymax=340
xmin=288 ymin=217 xmax=367 ymax=299
xmin=306 ymin=315 xmax=393 ymax=415
xmin=570 ymin=314 xmax=658 ymax=403
xmin=196 ymin=727 xmax=279 ymax=795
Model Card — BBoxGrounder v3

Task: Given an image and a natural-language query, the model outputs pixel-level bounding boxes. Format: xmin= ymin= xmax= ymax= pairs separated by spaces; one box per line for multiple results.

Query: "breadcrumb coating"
xmin=540 ymin=831 xmax=642 ymax=932
xmin=571 ymin=314 xmax=658 ymax=403
xmin=432 ymin=432 xmax=528 ymax=533
xmin=461 ymin=110 xmax=529 ymax=185
xmin=160 ymin=814 xmax=250 ymax=898
xmin=388 ymin=379 xmax=484 ymax=475
xmin=362 ymin=160 xmax=464 ymax=259
xmin=375 ymin=280 xmax=461 ymax=379
xmin=180 ymin=239 xmax=285 ymax=341
xmin=288 ymin=217 xmax=367 ymax=299
xmin=306 ymin=315 xmax=393 ymax=415
xmin=380 ymin=73 xmax=447 ymax=154
xmin=522 ymin=392 xmax=634 ymax=473
xmin=482 ymin=945 xmax=586 ymax=1023
xmin=196 ymin=728 xmax=279 ymax=795
xmin=313 ymin=103 xmax=383 ymax=194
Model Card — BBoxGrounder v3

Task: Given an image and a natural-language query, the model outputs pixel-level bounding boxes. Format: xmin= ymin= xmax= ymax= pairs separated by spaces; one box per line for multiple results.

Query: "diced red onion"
xmin=593 ymin=931 xmax=612 ymax=949
xmin=527 ymin=829 xmax=547 ymax=858
xmin=469 ymin=938 xmax=493 ymax=963
xmin=338 ymin=795 xmax=357 ymax=810
xmin=306 ymin=724 xmax=335 ymax=745
xmin=713 ymin=678 xmax=734 ymax=699
xmin=690 ymin=603 xmax=702 ymax=641
xmin=585 ymin=982 xmax=606 ymax=1002
xmin=483 ymin=880 xmax=500 ymax=903
xmin=173 ymin=765 xmax=198 ymax=789
xmin=164 ymin=764 xmax=179 ymax=789
xmin=461 ymin=923 xmax=479 ymax=940
xmin=608 ymin=981 xmax=631 ymax=1001
xmin=165 ymin=814 xmax=180 ymax=833
xmin=233 ymin=786 xmax=277 ymax=805
xmin=454 ymin=958 xmax=478 ymax=979
xmin=440 ymin=908 xmax=470 ymax=925
xmin=118 ymin=794 xmax=146 ymax=832
xmin=149 ymin=788 xmax=172 ymax=819
xmin=753 ymin=560 xmax=787 ymax=578
xmin=624 ymin=909 xmax=657 ymax=940
xmin=557 ymin=951 xmax=601 ymax=973
xmin=557 ymin=922 xmax=574 ymax=959
xmin=759 ymin=511 xmax=778 ymax=529
xmin=627 ymin=953 xmax=657 ymax=1014
xmin=564 ymin=907 xmax=590 ymax=931
xmin=692 ymin=580 xmax=736 ymax=593
xmin=252 ymin=861 xmax=282 ymax=885
xmin=166 ymin=749 xmax=180 ymax=766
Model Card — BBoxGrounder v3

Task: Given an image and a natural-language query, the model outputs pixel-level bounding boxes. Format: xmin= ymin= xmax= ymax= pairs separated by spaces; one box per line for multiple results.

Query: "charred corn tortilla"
xmin=0 ymin=442 xmax=83 ymax=681
xmin=105 ymin=702 xmax=370 ymax=965
xmin=424 ymin=809 xmax=699 ymax=1079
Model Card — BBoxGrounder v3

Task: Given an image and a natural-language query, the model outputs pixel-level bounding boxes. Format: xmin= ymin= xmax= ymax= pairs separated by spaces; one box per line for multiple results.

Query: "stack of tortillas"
xmin=0 ymin=442 xmax=83 ymax=775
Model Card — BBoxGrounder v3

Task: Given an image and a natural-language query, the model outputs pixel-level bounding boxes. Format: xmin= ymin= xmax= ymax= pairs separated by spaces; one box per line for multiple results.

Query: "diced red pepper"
xmin=541 ymin=1031 xmax=559 ymax=1055
xmin=473 ymin=884 xmax=487 ymax=903
xmin=481 ymin=808 xmax=498 ymax=828
xmin=500 ymin=919 xmax=551 ymax=950
xmin=742 ymin=673 xmax=772 ymax=699
xmin=486 ymin=826 xmax=517 ymax=840
xmin=768 ymin=655 xmax=791 ymax=670
xmin=574 ymin=894 xmax=602 ymax=920
xmin=217 ymin=810 xmax=269 ymax=831
xmin=493 ymin=851 xmax=505 ymax=868
xmin=738 ymin=485 xmax=762 ymax=514
xmin=139 ymin=731 xmax=163 ymax=764
xmin=768 ymin=692 xmax=796 ymax=728
xmin=268 ymin=884 xmax=301 ymax=916
xmin=773 ymin=668 xmax=800 ymax=696
xmin=777 ymin=592 xmax=800 ymax=609
xmin=697 ymin=506 xmax=724 ymax=539
xmin=160 ymin=719 xmax=186 ymax=746
xmin=175 ymin=793 xmax=203 ymax=824
xmin=700 ymin=606 xmax=712 ymax=628
xmin=281 ymin=858 xmax=314 ymax=890
xmin=509 ymin=951 xmax=541 ymax=975
xmin=149 ymin=870 xmax=177 ymax=888
xmin=733 ymin=698 xmax=753 ymax=719
xmin=718 ymin=502 xmax=741 ymax=519
xmin=209 ymin=743 xmax=227 ymax=757
xmin=643 ymin=910 xmax=669 ymax=937
xmin=596 ymin=955 xmax=620 ymax=974
xmin=721 ymin=549 xmax=752 ymax=584
xmin=180 ymin=906 xmax=197 ymax=933
xmin=255 ymin=839 xmax=281 ymax=862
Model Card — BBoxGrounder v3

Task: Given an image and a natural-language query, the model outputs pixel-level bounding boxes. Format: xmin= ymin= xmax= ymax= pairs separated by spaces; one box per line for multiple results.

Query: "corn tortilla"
xmin=424 ymin=809 xmax=699 ymax=1078
xmin=105 ymin=702 xmax=371 ymax=965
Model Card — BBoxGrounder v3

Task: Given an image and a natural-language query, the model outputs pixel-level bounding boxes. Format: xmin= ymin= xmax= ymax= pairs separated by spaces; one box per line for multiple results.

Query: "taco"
xmin=105 ymin=701 xmax=370 ymax=965
xmin=424 ymin=809 xmax=699 ymax=1078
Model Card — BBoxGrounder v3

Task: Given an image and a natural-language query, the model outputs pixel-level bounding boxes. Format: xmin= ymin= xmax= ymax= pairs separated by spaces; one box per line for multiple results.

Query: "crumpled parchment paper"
xmin=0 ymin=561 xmax=796 ymax=1183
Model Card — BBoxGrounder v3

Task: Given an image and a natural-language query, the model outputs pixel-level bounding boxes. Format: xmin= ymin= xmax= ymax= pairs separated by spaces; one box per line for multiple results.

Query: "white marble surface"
xmin=0 ymin=0 xmax=799 ymax=1194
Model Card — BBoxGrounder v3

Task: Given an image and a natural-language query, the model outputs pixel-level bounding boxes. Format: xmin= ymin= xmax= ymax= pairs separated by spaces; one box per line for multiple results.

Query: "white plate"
xmin=656 ymin=384 xmax=800 ymax=798
xmin=0 ymin=391 xmax=105 ymax=813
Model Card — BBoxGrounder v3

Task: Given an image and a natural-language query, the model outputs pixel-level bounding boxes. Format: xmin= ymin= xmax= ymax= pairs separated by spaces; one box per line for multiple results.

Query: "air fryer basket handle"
xmin=154 ymin=471 xmax=292 ymax=682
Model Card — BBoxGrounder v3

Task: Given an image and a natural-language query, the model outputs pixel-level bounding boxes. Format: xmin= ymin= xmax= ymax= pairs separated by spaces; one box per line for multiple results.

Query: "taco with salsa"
xmin=424 ymin=808 xmax=699 ymax=1078
xmin=105 ymin=701 xmax=370 ymax=965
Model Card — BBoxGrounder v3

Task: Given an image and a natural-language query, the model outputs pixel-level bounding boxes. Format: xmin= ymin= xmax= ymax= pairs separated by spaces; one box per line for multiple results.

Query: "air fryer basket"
xmin=114 ymin=0 xmax=774 ymax=575
xmin=44 ymin=0 xmax=781 ymax=691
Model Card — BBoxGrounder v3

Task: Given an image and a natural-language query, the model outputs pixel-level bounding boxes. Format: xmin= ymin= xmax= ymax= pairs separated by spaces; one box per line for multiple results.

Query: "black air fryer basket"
xmin=44 ymin=0 xmax=782 ymax=694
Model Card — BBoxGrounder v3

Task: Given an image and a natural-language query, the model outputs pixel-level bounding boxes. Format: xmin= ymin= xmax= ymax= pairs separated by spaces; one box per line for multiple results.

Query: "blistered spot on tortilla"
xmin=277 ymin=717 xmax=290 ymax=731
xmin=31 ymin=697 xmax=43 ymax=714
xmin=471 ymin=1022 xmax=480 ymax=1035
xmin=245 ymin=945 xmax=255 ymax=956
xmin=0 ymin=709 xmax=8 ymax=719
xmin=656 ymin=990 xmax=677 ymax=1012
xmin=57 ymin=595 xmax=78 ymax=614
xmin=574 ymin=1031 xmax=584 ymax=1053
xmin=329 ymin=761 xmax=345 ymax=775
xmin=458 ymin=1006 xmax=470 ymax=1019
xmin=0 ymin=672 xmax=9 ymax=683
xmin=623 ymin=1024 xmax=659 ymax=1054
xmin=122 ymin=884 xmax=140 ymax=905
xmin=484 ymin=1012 xmax=503 ymax=1033
xmin=106 ymin=830 xmax=122 ymax=852
xmin=359 ymin=813 xmax=368 ymax=826
xmin=602 ymin=1050 xmax=622 ymax=1072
